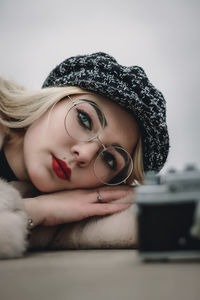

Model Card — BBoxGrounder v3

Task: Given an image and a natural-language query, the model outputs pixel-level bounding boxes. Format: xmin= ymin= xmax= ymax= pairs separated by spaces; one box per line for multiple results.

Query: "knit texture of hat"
xmin=42 ymin=52 xmax=169 ymax=172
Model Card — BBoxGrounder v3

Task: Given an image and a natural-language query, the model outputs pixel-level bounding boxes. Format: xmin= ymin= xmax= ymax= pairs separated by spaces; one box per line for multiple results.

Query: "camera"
xmin=136 ymin=165 xmax=200 ymax=261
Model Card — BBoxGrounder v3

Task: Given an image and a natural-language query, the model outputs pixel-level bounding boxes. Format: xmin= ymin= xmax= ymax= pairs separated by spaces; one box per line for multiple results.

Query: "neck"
xmin=4 ymin=131 xmax=30 ymax=181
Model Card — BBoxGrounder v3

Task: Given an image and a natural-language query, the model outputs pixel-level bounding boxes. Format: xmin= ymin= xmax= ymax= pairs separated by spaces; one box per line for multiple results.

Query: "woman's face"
xmin=23 ymin=94 xmax=139 ymax=192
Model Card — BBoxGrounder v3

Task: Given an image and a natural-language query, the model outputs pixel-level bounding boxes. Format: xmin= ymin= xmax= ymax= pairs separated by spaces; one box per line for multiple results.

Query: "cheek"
xmin=47 ymin=116 xmax=70 ymax=148
xmin=48 ymin=128 xmax=72 ymax=153
xmin=23 ymin=126 xmax=46 ymax=174
xmin=23 ymin=124 xmax=42 ymax=155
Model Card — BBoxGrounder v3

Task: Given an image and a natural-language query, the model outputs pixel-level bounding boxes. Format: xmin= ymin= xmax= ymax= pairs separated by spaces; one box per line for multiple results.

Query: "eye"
xmin=77 ymin=109 xmax=92 ymax=130
xmin=102 ymin=151 xmax=117 ymax=171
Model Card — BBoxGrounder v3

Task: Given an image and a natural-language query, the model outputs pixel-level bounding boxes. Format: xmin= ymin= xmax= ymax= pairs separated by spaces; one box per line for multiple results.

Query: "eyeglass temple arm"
xmin=67 ymin=95 xmax=76 ymax=105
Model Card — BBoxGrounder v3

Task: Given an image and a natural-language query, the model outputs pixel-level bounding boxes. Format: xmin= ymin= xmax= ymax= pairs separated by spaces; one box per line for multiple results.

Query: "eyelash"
xmin=102 ymin=151 xmax=117 ymax=171
xmin=77 ymin=109 xmax=93 ymax=130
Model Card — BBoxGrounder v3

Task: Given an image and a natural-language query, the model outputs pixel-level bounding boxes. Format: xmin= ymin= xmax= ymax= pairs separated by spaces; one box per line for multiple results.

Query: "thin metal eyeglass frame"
xmin=65 ymin=95 xmax=133 ymax=185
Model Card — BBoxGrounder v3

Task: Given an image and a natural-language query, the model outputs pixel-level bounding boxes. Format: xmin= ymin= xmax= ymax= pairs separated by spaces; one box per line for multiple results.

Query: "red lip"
xmin=52 ymin=156 xmax=71 ymax=181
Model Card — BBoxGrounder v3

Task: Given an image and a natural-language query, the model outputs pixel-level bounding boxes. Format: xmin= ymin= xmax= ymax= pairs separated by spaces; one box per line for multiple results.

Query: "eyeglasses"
xmin=64 ymin=96 xmax=133 ymax=185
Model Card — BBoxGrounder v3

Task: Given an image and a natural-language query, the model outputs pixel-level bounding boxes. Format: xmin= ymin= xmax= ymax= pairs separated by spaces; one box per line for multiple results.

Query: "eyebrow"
xmin=112 ymin=142 xmax=123 ymax=148
xmin=82 ymin=99 xmax=108 ymax=127
xmin=111 ymin=143 xmax=131 ymax=161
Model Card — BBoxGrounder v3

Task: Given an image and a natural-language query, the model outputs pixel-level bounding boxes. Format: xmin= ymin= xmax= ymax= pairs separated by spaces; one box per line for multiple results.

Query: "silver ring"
xmin=97 ymin=191 xmax=103 ymax=203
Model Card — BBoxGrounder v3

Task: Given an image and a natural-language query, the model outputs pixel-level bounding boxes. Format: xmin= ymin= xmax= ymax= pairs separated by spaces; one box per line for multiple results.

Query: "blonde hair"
xmin=0 ymin=76 xmax=144 ymax=184
xmin=131 ymin=136 xmax=144 ymax=185
xmin=0 ymin=77 xmax=88 ymax=130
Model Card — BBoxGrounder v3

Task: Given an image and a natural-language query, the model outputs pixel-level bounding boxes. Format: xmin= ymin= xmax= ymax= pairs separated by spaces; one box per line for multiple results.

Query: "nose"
xmin=71 ymin=140 xmax=101 ymax=167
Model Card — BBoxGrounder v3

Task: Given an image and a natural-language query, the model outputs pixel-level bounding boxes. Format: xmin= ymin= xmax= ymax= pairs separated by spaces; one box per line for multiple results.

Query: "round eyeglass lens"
xmin=94 ymin=146 xmax=133 ymax=185
xmin=64 ymin=100 xmax=105 ymax=142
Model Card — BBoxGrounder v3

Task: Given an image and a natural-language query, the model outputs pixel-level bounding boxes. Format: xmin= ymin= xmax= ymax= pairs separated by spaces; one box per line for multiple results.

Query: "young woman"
xmin=0 ymin=52 xmax=169 ymax=258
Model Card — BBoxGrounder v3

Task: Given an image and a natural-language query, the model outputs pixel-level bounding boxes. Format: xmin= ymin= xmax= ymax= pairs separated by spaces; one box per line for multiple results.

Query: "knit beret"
xmin=42 ymin=52 xmax=169 ymax=172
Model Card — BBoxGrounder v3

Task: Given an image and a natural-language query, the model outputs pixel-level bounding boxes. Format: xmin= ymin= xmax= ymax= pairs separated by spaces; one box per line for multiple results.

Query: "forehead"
xmin=74 ymin=93 xmax=139 ymax=152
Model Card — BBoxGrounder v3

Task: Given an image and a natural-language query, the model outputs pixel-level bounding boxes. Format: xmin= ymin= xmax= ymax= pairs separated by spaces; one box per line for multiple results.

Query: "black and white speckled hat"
xmin=42 ymin=52 xmax=169 ymax=172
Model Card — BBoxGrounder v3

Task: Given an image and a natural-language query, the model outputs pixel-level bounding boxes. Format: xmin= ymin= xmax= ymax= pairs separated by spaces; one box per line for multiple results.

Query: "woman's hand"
xmin=24 ymin=186 xmax=134 ymax=228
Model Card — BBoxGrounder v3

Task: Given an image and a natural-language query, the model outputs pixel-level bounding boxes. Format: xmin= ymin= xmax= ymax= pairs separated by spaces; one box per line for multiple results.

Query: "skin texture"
xmin=4 ymin=93 xmax=139 ymax=227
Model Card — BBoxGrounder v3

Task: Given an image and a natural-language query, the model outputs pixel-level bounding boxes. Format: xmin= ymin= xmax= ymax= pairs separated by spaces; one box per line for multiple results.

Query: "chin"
xmin=27 ymin=169 xmax=53 ymax=193
xmin=31 ymin=179 xmax=50 ymax=193
xmin=32 ymin=178 xmax=67 ymax=193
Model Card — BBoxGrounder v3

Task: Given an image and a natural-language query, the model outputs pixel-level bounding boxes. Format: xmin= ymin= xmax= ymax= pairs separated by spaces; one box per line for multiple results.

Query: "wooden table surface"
xmin=0 ymin=249 xmax=199 ymax=300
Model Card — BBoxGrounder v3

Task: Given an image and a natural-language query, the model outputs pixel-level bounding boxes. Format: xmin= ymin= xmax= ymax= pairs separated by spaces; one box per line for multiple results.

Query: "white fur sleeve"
xmin=0 ymin=179 xmax=28 ymax=259
xmin=50 ymin=204 xmax=138 ymax=250
xmin=29 ymin=194 xmax=138 ymax=250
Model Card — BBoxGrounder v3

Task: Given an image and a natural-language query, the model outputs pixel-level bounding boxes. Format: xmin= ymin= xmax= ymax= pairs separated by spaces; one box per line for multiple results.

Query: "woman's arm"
xmin=26 ymin=187 xmax=137 ymax=251
xmin=0 ymin=178 xmax=135 ymax=258
xmin=24 ymin=186 xmax=134 ymax=228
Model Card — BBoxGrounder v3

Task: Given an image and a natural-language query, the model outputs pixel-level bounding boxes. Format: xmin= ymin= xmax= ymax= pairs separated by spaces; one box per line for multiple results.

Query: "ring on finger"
xmin=97 ymin=191 xmax=103 ymax=203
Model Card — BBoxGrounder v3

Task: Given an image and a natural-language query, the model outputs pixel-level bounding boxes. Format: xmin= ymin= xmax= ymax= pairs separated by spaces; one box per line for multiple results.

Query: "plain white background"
xmin=1 ymin=0 xmax=199 ymax=173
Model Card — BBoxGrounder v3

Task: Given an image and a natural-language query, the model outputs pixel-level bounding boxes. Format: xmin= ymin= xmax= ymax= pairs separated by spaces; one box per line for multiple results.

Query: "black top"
xmin=0 ymin=148 xmax=18 ymax=181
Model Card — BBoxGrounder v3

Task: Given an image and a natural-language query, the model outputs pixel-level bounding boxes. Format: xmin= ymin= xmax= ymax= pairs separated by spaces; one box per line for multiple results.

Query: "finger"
xmin=79 ymin=187 xmax=134 ymax=204
xmin=87 ymin=202 xmax=132 ymax=217
xmin=95 ymin=188 xmax=134 ymax=203
xmin=100 ymin=185 xmax=134 ymax=192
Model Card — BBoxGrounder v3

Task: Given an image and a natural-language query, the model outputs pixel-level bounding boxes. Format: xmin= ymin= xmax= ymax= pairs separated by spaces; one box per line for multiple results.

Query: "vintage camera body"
xmin=136 ymin=165 xmax=200 ymax=261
